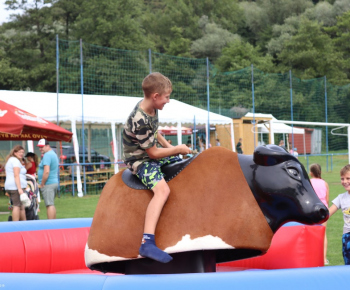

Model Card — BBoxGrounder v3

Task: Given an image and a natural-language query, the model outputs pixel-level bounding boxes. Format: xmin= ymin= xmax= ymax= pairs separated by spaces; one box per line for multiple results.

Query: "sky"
xmin=1 ymin=1 xmax=12 ymax=24
xmin=0 ymin=1 xmax=22 ymax=24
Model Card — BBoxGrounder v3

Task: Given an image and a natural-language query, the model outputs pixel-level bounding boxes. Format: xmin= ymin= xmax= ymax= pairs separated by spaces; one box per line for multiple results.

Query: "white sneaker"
xmin=20 ymin=193 xmax=31 ymax=208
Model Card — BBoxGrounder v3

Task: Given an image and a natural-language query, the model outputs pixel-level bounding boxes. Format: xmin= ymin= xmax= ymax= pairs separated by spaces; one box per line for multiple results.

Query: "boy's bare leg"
xmin=144 ymin=179 xmax=170 ymax=234
xmin=139 ymin=179 xmax=173 ymax=263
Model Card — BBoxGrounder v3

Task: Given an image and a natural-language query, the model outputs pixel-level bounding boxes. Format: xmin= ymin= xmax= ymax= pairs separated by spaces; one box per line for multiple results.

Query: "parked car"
xmin=52 ymin=145 xmax=111 ymax=168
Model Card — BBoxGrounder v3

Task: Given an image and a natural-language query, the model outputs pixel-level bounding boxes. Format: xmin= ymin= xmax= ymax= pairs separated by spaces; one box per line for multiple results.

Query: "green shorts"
xmin=136 ymin=156 xmax=181 ymax=190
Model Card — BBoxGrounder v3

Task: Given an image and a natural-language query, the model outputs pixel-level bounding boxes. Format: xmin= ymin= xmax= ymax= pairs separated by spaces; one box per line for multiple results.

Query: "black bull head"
xmin=239 ymin=144 xmax=329 ymax=233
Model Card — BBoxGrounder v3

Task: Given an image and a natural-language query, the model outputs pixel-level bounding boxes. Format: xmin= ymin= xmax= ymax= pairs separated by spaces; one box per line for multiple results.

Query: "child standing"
xmin=309 ymin=164 xmax=329 ymax=265
xmin=329 ymin=164 xmax=350 ymax=265
xmin=123 ymin=72 xmax=190 ymax=263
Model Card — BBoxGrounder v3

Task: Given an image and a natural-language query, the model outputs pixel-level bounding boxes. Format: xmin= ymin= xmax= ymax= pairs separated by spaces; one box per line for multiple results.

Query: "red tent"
xmin=0 ymin=100 xmax=72 ymax=142
xmin=158 ymin=126 xmax=192 ymax=135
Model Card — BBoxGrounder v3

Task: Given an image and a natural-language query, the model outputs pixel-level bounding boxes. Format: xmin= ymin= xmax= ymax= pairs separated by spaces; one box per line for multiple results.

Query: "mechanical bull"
xmin=85 ymin=145 xmax=328 ymax=274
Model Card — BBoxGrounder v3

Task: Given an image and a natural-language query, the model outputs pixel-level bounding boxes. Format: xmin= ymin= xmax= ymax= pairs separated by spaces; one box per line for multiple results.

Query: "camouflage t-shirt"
xmin=123 ymin=100 xmax=158 ymax=174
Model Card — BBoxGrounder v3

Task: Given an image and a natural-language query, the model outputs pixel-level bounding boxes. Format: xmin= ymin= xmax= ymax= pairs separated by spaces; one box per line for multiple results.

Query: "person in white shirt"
xmin=5 ymin=145 xmax=30 ymax=221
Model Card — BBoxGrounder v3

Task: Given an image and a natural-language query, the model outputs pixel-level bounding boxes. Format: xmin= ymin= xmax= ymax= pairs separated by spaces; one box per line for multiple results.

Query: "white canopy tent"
xmin=0 ymin=90 xmax=234 ymax=196
xmin=245 ymin=113 xmax=306 ymax=152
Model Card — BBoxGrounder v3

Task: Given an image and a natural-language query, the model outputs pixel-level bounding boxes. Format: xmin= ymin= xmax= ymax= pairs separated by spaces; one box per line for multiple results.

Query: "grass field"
xmin=0 ymin=153 xmax=348 ymax=266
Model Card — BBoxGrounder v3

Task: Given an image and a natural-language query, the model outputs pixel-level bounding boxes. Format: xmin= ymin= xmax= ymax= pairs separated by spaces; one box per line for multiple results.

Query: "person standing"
xmin=236 ymin=138 xmax=243 ymax=154
xmin=278 ymin=140 xmax=286 ymax=149
xmin=328 ymin=165 xmax=350 ymax=265
xmin=37 ymin=139 xmax=59 ymax=219
xmin=25 ymin=152 xmax=38 ymax=176
xmin=123 ymin=72 xmax=190 ymax=263
xmin=309 ymin=164 xmax=329 ymax=265
xmin=4 ymin=145 xmax=30 ymax=221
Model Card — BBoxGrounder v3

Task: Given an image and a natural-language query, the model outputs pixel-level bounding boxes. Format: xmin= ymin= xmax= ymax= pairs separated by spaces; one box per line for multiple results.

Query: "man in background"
xmin=236 ymin=138 xmax=243 ymax=154
xmin=37 ymin=139 xmax=59 ymax=219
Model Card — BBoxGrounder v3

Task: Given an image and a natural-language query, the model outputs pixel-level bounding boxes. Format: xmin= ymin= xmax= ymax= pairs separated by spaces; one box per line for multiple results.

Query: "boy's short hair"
xmin=142 ymin=72 xmax=172 ymax=98
xmin=340 ymin=164 xmax=350 ymax=176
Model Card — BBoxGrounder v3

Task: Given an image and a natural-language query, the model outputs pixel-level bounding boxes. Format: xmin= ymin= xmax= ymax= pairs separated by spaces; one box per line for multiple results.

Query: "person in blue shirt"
xmin=37 ymin=139 xmax=59 ymax=219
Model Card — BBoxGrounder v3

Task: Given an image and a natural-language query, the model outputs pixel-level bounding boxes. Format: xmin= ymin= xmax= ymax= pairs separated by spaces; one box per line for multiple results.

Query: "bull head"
xmin=238 ymin=145 xmax=329 ymax=233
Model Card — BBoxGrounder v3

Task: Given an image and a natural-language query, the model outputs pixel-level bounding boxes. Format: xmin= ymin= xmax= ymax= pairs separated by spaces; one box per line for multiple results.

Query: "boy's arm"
xmin=328 ymin=204 xmax=339 ymax=217
xmin=146 ymin=144 xmax=190 ymax=159
xmin=157 ymin=132 xmax=173 ymax=148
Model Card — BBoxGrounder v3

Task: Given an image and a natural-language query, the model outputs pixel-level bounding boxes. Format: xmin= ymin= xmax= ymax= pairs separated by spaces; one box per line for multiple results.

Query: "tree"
xmin=324 ymin=11 xmax=350 ymax=79
xmin=142 ymin=0 xmax=198 ymax=54
xmin=190 ymin=16 xmax=240 ymax=61
xmin=73 ymin=0 xmax=151 ymax=50
xmin=266 ymin=16 xmax=300 ymax=56
xmin=303 ymin=1 xmax=336 ymax=26
xmin=216 ymin=39 xmax=274 ymax=72
xmin=239 ymin=0 xmax=313 ymax=49
xmin=188 ymin=0 xmax=244 ymax=33
xmin=166 ymin=27 xmax=192 ymax=57
xmin=51 ymin=0 xmax=84 ymax=40
xmin=277 ymin=18 xmax=347 ymax=84
xmin=0 ymin=0 xmax=57 ymax=91
xmin=0 ymin=52 xmax=25 ymax=90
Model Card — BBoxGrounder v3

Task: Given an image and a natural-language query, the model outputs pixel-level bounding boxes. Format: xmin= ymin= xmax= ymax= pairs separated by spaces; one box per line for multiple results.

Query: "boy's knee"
xmin=153 ymin=182 xmax=170 ymax=199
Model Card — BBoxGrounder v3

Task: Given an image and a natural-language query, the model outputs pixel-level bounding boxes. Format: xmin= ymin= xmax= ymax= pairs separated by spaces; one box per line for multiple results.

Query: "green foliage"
xmin=142 ymin=0 xmax=199 ymax=54
xmin=239 ymin=0 xmax=313 ymax=48
xmin=216 ymin=39 xmax=274 ymax=72
xmin=165 ymin=27 xmax=192 ymax=57
xmin=303 ymin=1 xmax=336 ymax=26
xmin=325 ymin=11 xmax=350 ymax=79
xmin=190 ymin=16 xmax=240 ymax=61
xmin=277 ymin=18 xmax=347 ymax=84
xmin=73 ymin=0 xmax=151 ymax=50
xmin=0 ymin=0 xmax=57 ymax=91
xmin=1 ymin=0 xmax=350 ymax=114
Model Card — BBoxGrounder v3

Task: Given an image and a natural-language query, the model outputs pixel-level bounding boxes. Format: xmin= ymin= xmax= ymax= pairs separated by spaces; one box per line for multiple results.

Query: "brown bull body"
xmin=85 ymin=147 xmax=274 ymax=269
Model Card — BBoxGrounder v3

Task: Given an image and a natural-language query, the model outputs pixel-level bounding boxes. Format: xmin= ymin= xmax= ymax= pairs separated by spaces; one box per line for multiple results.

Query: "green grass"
xmin=0 ymin=153 xmax=348 ymax=266
xmin=0 ymin=193 xmax=100 ymax=221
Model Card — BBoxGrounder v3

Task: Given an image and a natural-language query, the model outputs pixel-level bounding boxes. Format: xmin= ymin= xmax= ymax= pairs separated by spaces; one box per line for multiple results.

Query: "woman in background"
xmin=5 ymin=145 xmax=30 ymax=221
xmin=310 ymin=163 xmax=329 ymax=265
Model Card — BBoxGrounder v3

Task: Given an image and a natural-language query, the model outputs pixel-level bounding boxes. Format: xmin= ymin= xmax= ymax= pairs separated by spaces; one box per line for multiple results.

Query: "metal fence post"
xmin=80 ymin=39 xmax=86 ymax=195
xmin=290 ymin=70 xmax=294 ymax=150
xmin=251 ymin=64 xmax=256 ymax=149
xmin=149 ymin=49 xmax=152 ymax=73
xmin=56 ymin=34 xmax=59 ymax=126
xmin=325 ymin=76 xmax=329 ymax=171
xmin=206 ymin=57 xmax=210 ymax=149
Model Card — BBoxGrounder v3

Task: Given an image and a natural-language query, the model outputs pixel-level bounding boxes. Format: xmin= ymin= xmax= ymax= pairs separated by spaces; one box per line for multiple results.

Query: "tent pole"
xmin=303 ymin=131 xmax=306 ymax=159
xmin=111 ymin=123 xmax=119 ymax=174
xmin=193 ymin=116 xmax=196 ymax=151
xmin=72 ymin=120 xmax=83 ymax=197
xmin=270 ymin=119 xmax=275 ymax=145
xmin=177 ymin=121 xmax=182 ymax=158
xmin=88 ymin=125 xmax=91 ymax=164
xmin=231 ymin=121 xmax=235 ymax=152
xmin=80 ymin=39 xmax=86 ymax=195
